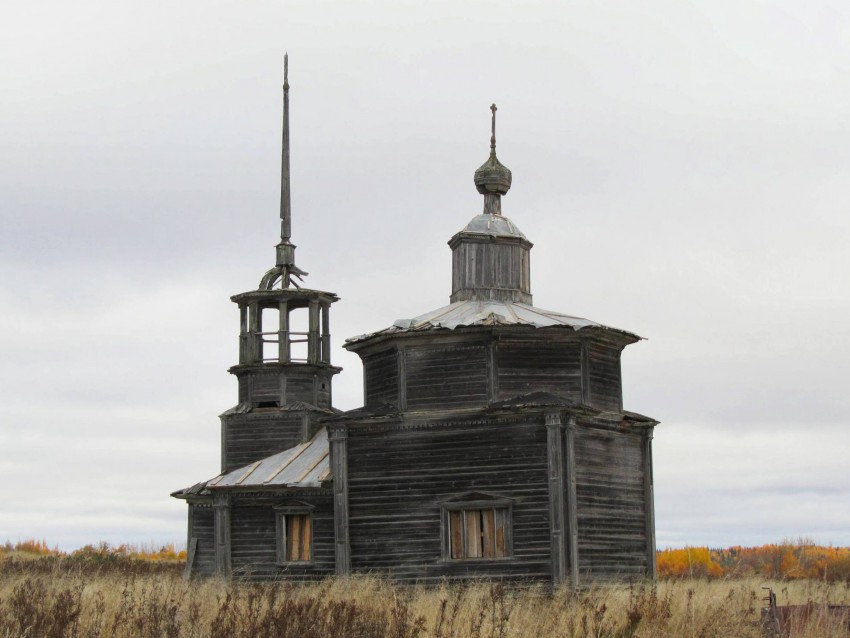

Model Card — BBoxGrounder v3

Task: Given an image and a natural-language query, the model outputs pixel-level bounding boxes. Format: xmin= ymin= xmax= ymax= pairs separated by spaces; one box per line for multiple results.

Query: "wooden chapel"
xmin=173 ymin=60 xmax=659 ymax=586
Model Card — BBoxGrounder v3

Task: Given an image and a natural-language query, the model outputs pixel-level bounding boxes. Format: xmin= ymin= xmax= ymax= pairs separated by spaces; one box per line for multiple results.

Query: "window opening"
xmin=288 ymin=307 xmax=309 ymax=363
xmin=276 ymin=508 xmax=313 ymax=563
xmin=261 ymin=307 xmax=281 ymax=363
xmin=284 ymin=514 xmax=311 ymax=561
xmin=447 ymin=507 xmax=510 ymax=559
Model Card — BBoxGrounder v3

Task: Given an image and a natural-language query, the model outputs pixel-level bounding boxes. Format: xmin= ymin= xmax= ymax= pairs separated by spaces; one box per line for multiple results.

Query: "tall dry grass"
xmin=1 ymin=559 xmax=849 ymax=638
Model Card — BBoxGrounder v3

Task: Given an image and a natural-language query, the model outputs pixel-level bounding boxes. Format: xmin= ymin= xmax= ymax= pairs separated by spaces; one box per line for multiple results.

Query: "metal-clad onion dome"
xmin=473 ymin=104 xmax=512 ymax=197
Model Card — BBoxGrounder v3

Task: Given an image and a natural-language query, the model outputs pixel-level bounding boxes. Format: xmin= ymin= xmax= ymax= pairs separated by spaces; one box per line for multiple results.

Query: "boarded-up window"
xmin=284 ymin=514 xmax=311 ymax=561
xmin=447 ymin=508 xmax=509 ymax=559
xmin=275 ymin=509 xmax=312 ymax=564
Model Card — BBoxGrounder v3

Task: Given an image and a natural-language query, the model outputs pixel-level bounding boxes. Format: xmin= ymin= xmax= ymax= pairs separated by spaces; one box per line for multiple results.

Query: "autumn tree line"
xmin=4 ymin=539 xmax=850 ymax=581
xmin=1 ymin=539 xmax=185 ymax=563
xmin=657 ymin=543 xmax=850 ymax=580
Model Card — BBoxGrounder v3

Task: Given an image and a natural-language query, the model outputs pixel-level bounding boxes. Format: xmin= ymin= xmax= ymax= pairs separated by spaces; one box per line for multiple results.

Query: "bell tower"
xmin=221 ymin=55 xmax=341 ymax=473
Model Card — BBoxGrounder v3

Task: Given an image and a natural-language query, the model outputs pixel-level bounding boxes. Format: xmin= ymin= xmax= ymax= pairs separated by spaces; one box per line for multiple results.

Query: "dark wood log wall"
xmin=229 ymin=495 xmax=335 ymax=581
xmin=363 ymin=349 xmax=398 ymax=407
xmin=222 ymin=413 xmax=306 ymax=472
xmin=189 ymin=505 xmax=216 ymax=577
xmin=358 ymin=334 xmax=626 ymax=415
xmin=405 ymin=344 xmax=489 ymax=411
xmin=574 ymin=423 xmax=647 ymax=579
xmin=585 ymin=343 xmax=623 ymax=412
xmin=345 ymin=419 xmax=552 ymax=583
xmin=237 ymin=370 xmax=332 ymax=408
xmin=497 ymin=340 xmax=582 ymax=400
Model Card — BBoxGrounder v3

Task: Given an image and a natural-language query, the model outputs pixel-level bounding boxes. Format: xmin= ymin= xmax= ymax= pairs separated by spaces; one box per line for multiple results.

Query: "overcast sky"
xmin=2 ymin=0 xmax=849 ymax=551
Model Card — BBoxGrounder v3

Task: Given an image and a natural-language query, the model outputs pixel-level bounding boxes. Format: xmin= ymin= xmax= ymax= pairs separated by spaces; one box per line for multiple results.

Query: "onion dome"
xmin=473 ymin=104 xmax=512 ymax=196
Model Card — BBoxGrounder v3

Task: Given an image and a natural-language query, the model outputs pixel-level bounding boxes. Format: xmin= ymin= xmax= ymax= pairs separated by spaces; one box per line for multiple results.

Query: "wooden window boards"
xmin=285 ymin=514 xmax=311 ymax=561
xmin=274 ymin=506 xmax=313 ymax=563
xmin=447 ymin=507 xmax=510 ymax=560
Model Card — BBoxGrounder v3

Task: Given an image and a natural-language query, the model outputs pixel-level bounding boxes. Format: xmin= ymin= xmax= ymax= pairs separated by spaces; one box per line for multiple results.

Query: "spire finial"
xmin=473 ymin=103 xmax=512 ymax=203
xmin=490 ymin=103 xmax=497 ymax=157
xmin=280 ymin=53 xmax=292 ymax=247
xmin=260 ymin=54 xmax=307 ymax=290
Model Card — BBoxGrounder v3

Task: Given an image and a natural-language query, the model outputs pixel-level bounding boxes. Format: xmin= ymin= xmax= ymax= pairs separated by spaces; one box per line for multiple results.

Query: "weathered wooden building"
xmin=173 ymin=61 xmax=659 ymax=586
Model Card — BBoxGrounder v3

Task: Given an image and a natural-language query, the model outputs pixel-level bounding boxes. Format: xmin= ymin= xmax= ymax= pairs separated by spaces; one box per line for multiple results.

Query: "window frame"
xmin=439 ymin=493 xmax=514 ymax=562
xmin=274 ymin=502 xmax=314 ymax=565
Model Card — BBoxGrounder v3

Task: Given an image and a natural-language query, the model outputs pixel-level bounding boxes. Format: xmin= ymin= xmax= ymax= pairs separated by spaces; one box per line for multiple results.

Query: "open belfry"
xmin=173 ymin=59 xmax=659 ymax=585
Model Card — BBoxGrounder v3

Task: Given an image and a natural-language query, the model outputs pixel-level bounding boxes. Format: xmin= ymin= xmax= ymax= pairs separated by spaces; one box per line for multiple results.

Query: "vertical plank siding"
xmin=451 ymin=241 xmax=532 ymax=304
xmin=230 ymin=496 xmax=335 ymax=581
xmin=345 ymin=420 xmax=551 ymax=582
xmin=405 ymin=344 xmax=489 ymax=410
xmin=574 ymin=425 xmax=647 ymax=578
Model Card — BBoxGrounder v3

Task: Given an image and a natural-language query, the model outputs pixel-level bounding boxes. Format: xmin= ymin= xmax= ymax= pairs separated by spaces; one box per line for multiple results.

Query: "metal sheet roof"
xmin=346 ymin=299 xmax=640 ymax=345
xmin=208 ymin=427 xmax=330 ymax=489
xmin=457 ymin=213 xmax=527 ymax=240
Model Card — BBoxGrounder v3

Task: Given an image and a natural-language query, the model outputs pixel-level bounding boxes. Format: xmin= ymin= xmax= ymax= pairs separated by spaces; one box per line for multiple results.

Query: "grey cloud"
xmin=3 ymin=0 xmax=849 ymax=550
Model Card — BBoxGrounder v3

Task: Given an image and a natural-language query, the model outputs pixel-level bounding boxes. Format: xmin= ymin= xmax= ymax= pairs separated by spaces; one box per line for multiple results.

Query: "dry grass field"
xmin=1 ymin=555 xmax=850 ymax=638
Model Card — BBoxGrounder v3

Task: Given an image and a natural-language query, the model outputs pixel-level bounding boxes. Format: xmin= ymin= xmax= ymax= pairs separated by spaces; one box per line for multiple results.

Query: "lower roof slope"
xmin=171 ymin=428 xmax=330 ymax=498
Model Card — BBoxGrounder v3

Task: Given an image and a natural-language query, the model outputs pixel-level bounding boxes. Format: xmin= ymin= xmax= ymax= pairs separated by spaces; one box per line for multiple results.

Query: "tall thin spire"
xmin=261 ymin=54 xmax=307 ymax=290
xmin=280 ymin=53 xmax=291 ymax=244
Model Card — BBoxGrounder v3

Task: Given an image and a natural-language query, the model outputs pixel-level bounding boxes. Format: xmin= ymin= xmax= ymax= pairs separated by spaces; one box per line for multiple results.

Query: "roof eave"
xmin=345 ymin=322 xmax=643 ymax=351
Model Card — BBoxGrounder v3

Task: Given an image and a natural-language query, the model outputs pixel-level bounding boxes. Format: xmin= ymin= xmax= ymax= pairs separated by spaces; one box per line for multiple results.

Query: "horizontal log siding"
xmin=230 ymin=496 xmax=335 ymax=581
xmin=405 ymin=345 xmax=488 ymax=410
xmin=287 ymin=375 xmax=316 ymax=405
xmin=190 ymin=505 xmax=215 ymax=577
xmin=586 ymin=344 xmax=623 ymax=412
xmin=238 ymin=372 xmax=330 ymax=408
xmin=497 ymin=341 xmax=582 ymax=401
xmin=574 ymin=426 xmax=647 ymax=579
xmin=346 ymin=420 xmax=551 ymax=582
xmin=249 ymin=373 xmax=279 ymax=401
xmin=317 ymin=379 xmax=330 ymax=408
xmin=363 ymin=350 xmax=399 ymax=407
xmin=222 ymin=413 xmax=305 ymax=472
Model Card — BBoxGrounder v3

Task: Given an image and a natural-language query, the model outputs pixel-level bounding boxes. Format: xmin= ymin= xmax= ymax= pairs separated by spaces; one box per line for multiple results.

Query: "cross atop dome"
xmin=473 ymin=103 xmax=512 ymax=215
